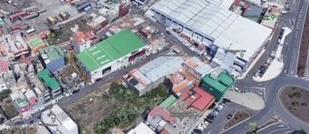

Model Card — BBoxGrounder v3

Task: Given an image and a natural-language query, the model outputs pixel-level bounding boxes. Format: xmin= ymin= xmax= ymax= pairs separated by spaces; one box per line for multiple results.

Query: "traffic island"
xmin=224 ymin=111 xmax=250 ymax=130
xmin=280 ymin=86 xmax=309 ymax=123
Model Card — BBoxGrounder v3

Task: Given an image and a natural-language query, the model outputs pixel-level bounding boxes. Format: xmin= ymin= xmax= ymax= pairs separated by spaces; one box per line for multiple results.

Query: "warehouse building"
xmin=78 ymin=30 xmax=146 ymax=83
xmin=147 ymin=0 xmax=272 ymax=72
xmin=39 ymin=46 xmax=66 ymax=73
xmin=124 ymin=56 xmax=184 ymax=96
xmin=201 ymin=69 xmax=235 ymax=101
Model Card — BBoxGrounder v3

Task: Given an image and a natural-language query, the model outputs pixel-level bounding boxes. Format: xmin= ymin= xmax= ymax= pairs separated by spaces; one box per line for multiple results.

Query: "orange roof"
xmin=75 ymin=31 xmax=96 ymax=45
xmin=184 ymin=58 xmax=198 ymax=69
xmin=169 ymin=73 xmax=185 ymax=85
xmin=173 ymin=80 xmax=190 ymax=94
xmin=180 ymin=69 xmax=199 ymax=83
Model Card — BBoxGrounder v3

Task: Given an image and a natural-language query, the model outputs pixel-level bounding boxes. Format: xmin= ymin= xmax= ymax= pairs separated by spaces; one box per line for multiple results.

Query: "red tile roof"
xmin=191 ymin=87 xmax=215 ymax=111
xmin=0 ymin=60 xmax=9 ymax=73
xmin=181 ymin=87 xmax=215 ymax=111
xmin=148 ymin=107 xmax=176 ymax=124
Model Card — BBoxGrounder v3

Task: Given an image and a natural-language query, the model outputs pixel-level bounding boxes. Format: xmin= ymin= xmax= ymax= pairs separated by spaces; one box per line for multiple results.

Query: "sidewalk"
xmin=225 ymin=91 xmax=265 ymax=111
xmin=253 ymin=55 xmax=284 ymax=82
xmin=254 ymin=27 xmax=291 ymax=82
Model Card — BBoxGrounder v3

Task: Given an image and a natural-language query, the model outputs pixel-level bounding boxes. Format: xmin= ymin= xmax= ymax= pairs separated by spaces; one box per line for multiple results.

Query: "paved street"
xmin=225 ymin=0 xmax=309 ymax=133
xmin=5 ymin=0 xmax=309 ymax=133
xmin=9 ymin=13 xmax=201 ymax=126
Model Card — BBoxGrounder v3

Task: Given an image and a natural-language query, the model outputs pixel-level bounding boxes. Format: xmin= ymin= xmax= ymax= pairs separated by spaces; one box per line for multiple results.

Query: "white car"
xmin=39 ymin=106 xmax=46 ymax=111
xmin=51 ymin=99 xmax=58 ymax=105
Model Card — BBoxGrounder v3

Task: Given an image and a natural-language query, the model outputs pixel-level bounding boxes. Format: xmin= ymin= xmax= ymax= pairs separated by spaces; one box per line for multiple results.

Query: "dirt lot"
xmin=224 ymin=111 xmax=250 ymax=129
xmin=0 ymin=127 xmax=36 ymax=134
xmin=280 ymin=87 xmax=309 ymax=122
xmin=297 ymin=9 xmax=309 ymax=77
xmin=64 ymin=83 xmax=113 ymax=134
xmin=0 ymin=98 xmax=18 ymax=119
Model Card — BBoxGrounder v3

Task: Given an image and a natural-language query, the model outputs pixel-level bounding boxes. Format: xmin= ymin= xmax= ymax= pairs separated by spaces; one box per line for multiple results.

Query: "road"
xmin=9 ymin=12 xmax=200 ymax=126
xmin=5 ymin=0 xmax=309 ymax=133
xmin=226 ymin=0 xmax=309 ymax=133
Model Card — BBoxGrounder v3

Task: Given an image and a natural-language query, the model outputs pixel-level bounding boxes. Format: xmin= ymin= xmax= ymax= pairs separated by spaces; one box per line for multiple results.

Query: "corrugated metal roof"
xmin=217 ymin=71 xmax=234 ymax=87
xmin=160 ymin=95 xmax=177 ymax=109
xmin=138 ymin=56 xmax=184 ymax=83
xmin=151 ymin=0 xmax=272 ymax=61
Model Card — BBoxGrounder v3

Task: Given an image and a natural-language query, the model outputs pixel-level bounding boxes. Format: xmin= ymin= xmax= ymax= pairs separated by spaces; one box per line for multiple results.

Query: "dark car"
xmin=72 ymin=89 xmax=80 ymax=94
xmin=192 ymin=129 xmax=203 ymax=134
xmin=222 ymin=98 xmax=231 ymax=103
xmin=227 ymin=114 xmax=233 ymax=119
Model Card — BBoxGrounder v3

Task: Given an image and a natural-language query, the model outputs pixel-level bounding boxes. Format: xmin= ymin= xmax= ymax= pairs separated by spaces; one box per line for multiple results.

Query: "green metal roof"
xmin=217 ymin=72 xmax=234 ymax=87
xmin=202 ymin=75 xmax=227 ymax=93
xmin=29 ymin=37 xmax=45 ymax=48
xmin=78 ymin=30 xmax=145 ymax=72
xmin=38 ymin=69 xmax=61 ymax=91
xmin=160 ymin=95 xmax=177 ymax=109
xmin=40 ymin=46 xmax=64 ymax=62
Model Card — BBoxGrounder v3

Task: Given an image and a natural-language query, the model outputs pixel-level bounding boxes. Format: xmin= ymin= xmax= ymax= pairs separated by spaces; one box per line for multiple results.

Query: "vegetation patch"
xmin=94 ymin=83 xmax=169 ymax=133
xmin=280 ymin=87 xmax=309 ymax=123
xmin=0 ymin=98 xmax=18 ymax=119
xmin=66 ymin=82 xmax=169 ymax=134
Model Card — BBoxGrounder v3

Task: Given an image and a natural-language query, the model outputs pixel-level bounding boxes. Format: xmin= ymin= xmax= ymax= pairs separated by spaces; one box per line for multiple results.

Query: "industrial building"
xmin=147 ymin=0 xmax=273 ymax=72
xmin=39 ymin=46 xmax=66 ymax=73
xmin=201 ymin=69 xmax=235 ymax=101
xmin=78 ymin=30 xmax=146 ymax=83
xmin=124 ymin=56 xmax=184 ymax=96
xmin=41 ymin=105 xmax=78 ymax=134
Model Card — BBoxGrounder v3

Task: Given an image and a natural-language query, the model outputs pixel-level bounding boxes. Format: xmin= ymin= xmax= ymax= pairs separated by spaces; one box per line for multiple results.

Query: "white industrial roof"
xmin=41 ymin=105 xmax=78 ymax=134
xmin=138 ymin=56 xmax=184 ymax=82
xmin=130 ymin=56 xmax=184 ymax=92
xmin=128 ymin=122 xmax=155 ymax=134
xmin=151 ymin=0 xmax=272 ymax=61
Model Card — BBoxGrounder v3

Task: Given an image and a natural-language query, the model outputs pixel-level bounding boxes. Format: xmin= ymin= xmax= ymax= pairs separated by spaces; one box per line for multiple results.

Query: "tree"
xmin=291 ymin=129 xmax=307 ymax=134
xmin=0 ymin=90 xmax=11 ymax=101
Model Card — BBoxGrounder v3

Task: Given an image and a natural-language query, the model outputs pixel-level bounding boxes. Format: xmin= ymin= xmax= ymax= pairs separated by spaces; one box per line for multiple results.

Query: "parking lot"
xmin=201 ymin=100 xmax=256 ymax=134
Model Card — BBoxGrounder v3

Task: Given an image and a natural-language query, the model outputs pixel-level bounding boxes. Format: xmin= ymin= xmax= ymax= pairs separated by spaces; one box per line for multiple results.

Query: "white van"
xmin=26 ymin=28 xmax=36 ymax=34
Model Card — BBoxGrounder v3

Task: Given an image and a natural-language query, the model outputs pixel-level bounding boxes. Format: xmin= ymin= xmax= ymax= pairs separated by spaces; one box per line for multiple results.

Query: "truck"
xmin=59 ymin=12 xmax=70 ymax=20
xmin=47 ymin=16 xmax=58 ymax=25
